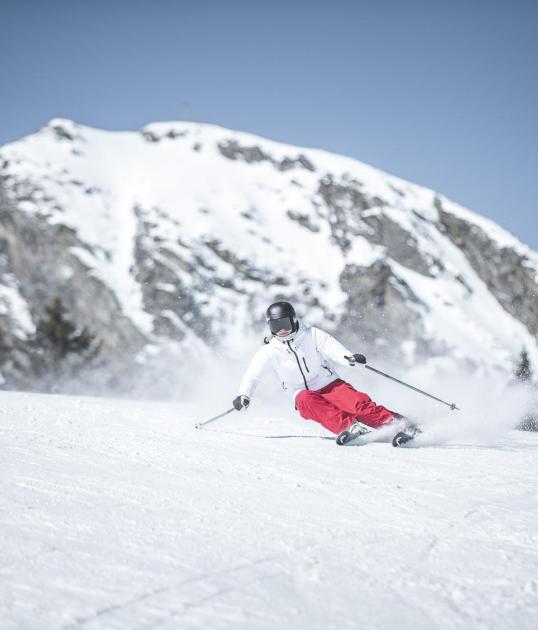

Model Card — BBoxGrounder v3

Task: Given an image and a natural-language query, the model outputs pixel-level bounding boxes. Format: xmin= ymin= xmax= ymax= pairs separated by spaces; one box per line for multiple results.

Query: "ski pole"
xmin=195 ymin=407 xmax=235 ymax=429
xmin=362 ymin=363 xmax=459 ymax=410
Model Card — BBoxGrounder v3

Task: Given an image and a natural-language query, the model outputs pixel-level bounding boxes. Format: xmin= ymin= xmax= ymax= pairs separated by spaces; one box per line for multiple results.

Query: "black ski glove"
xmin=345 ymin=354 xmax=367 ymax=366
xmin=233 ymin=395 xmax=250 ymax=411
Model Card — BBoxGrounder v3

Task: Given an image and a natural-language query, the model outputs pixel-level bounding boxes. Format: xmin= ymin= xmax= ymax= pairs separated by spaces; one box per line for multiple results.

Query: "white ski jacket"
xmin=238 ymin=321 xmax=354 ymax=400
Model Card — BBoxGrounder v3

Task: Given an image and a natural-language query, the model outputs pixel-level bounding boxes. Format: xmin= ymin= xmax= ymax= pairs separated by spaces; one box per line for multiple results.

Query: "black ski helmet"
xmin=266 ymin=301 xmax=299 ymax=338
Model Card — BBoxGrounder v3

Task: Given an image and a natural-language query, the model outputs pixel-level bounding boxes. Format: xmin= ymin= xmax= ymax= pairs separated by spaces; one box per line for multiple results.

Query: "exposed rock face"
xmin=438 ymin=205 xmax=538 ymax=338
xmin=339 ymin=261 xmax=419 ymax=353
xmin=0 ymin=177 xmax=145 ymax=390
xmin=0 ymin=206 xmax=140 ymax=349
xmin=218 ymin=139 xmax=315 ymax=172
xmin=0 ymin=119 xmax=537 ymax=393
xmin=361 ymin=213 xmax=435 ymax=278
xmin=316 ymin=174 xmax=371 ymax=252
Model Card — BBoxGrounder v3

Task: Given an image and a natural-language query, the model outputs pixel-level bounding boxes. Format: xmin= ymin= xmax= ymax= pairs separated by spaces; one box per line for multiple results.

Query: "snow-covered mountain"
xmin=1 ymin=118 xmax=537 ymax=392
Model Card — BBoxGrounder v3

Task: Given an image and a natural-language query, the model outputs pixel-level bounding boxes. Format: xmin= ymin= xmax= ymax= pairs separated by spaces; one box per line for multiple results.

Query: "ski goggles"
xmin=268 ymin=316 xmax=294 ymax=335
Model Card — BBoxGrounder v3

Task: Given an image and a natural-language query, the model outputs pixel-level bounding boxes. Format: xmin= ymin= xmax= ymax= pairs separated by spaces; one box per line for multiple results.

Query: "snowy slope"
xmin=1 ymin=118 xmax=538 ymax=392
xmin=1 ymin=391 xmax=537 ymax=630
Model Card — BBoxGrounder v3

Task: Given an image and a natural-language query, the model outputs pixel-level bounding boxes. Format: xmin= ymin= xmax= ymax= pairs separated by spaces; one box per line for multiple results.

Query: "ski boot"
xmin=336 ymin=420 xmax=372 ymax=446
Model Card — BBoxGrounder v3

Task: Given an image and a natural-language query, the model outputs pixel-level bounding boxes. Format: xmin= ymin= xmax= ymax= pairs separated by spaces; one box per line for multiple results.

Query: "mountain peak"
xmin=1 ymin=120 xmax=537 ymax=392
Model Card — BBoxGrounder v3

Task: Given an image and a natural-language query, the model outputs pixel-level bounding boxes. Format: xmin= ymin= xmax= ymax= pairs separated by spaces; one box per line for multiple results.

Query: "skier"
xmin=233 ymin=301 xmax=407 ymax=444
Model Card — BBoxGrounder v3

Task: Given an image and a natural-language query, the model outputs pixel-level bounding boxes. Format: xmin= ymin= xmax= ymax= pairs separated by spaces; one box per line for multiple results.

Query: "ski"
xmin=392 ymin=431 xmax=416 ymax=447
xmin=392 ymin=424 xmax=423 ymax=447
xmin=335 ymin=430 xmax=354 ymax=445
xmin=337 ymin=422 xmax=422 ymax=447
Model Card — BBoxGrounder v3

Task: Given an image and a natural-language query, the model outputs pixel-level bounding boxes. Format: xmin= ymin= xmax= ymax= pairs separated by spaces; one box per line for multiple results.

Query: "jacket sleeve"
xmin=238 ymin=346 xmax=274 ymax=399
xmin=312 ymin=327 xmax=354 ymax=367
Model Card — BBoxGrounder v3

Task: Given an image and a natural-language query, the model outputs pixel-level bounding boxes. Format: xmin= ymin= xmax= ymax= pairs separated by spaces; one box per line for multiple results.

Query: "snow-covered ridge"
xmin=1 ymin=118 xmax=537 ymax=392
xmin=6 ymin=117 xmax=538 ymax=267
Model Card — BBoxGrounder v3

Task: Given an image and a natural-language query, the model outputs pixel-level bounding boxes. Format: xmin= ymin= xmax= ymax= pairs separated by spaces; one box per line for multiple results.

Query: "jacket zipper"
xmin=287 ymin=341 xmax=309 ymax=390
xmin=302 ymin=357 xmax=310 ymax=373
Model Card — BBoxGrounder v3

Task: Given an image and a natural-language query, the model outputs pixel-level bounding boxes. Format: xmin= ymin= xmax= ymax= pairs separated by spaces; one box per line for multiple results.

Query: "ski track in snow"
xmin=1 ymin=391 xmax=537 ymax=630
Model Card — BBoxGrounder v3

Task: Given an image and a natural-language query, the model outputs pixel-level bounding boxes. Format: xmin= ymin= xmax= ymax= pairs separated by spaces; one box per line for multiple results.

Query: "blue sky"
xmin=2 ymin=0 xmax=537 ymax=248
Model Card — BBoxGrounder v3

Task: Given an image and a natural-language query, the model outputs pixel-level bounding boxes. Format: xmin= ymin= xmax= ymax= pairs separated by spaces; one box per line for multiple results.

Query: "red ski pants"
xmin=295 ymin=379 xmax=396 ymax=434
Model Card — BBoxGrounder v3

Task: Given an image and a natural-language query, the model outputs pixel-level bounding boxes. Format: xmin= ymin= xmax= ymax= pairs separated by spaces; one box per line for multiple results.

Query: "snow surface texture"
xmin=1 ymin=389 xmax=537 ymax=630
xmin=2 ymin=118 xmax=538 ymax=395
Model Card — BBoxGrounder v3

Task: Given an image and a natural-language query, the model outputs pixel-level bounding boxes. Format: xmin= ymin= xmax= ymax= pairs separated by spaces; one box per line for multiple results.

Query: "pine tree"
xmin=514 ymin=348 xmax=532 ymax=383
xmin=0 ymin=323 xmax=9 ymax=353
xmin=514 ymin=348 xmax=537 ymax=431
xmin=0 ymin=324 xmax=9 ymax=388
xmin=31 ymin=297 xmax=101 ymax=382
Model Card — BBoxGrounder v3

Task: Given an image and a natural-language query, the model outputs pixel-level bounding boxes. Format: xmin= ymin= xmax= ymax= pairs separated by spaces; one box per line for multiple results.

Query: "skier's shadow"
xmin=261 ymin=434 xmax=334 ymax=440
xmin=202 ymin=428 xmax=334 ymax=440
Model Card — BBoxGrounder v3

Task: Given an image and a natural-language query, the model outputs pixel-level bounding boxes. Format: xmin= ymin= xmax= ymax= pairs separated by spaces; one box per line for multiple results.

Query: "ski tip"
xmin=336 ymin=431 xmax=351 ymax=445
xmin=392 ymin=431 xmax=414 ymax=447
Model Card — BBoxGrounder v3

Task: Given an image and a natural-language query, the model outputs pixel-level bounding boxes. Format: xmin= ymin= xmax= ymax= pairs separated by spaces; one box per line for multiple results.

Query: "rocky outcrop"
xmin=438 ymin=206 xmax=538 ymax=337
xmin=0 ymin=207 xmax=143 ymax=349
xmin=338 ymin=260 xmax=440 ymax=362
xmin=316 ymin=174 xmax=372 ymax=252
xmin=0 ymin=177 xmax=145 ymax=390
xmin=361 ymin=213 xmax=434 ymax=277
xmin=218 ymin=139 xmax=315 ymax=172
